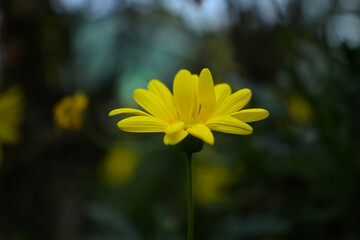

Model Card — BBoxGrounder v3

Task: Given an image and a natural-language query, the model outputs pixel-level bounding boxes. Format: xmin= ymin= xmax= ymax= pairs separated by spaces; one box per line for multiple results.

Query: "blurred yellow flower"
xmin=194 ymin=164 xmax=235 ymax=205
xmin=0 ymin=85 xmax=24 ymax=166
xmin=287 ymin=95 xmax=313 ymax=123
xmin=53 ymin=91 xmax=89 ymax=131
xmin=99 ymin=148 xmax=139 ymax=186
xmin=110 ymin=68 xmax=269 ymax=146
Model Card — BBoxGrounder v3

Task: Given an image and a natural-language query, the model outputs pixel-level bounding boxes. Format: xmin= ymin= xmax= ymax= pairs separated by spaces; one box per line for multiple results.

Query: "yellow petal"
xmin=163 ymin=129 xmax=188 ymax=145
xmin=187 ymin=124 xmax=214 ymax=145
xmin=214 ymin=83 xmax=231 ymax=106
xmin=117 ymin=116 xmax=168 ymax=132
xmin=173 ymin=69 xmax=197 ymax=120
xmin=198 ymin=68 xmax=216 ymax=120
xmin=231 ymin=108 xmax=269 ymax=123
xmin=166 ymin=121 xmax=185 ymax=134
xmin=148 ymin=80 xmax=177 ymax=118
xmin=192 ymin=74 xmax=200 ymax=118
xmin=109 ymin=108 xmax=150 ymax=117
xmin=211 ymin=88 xmax=251 ymax=117
xmin=133 ymin=89 xmax=173 ymax=122
xmin=206 ymin=115 xmax=253 ymax=135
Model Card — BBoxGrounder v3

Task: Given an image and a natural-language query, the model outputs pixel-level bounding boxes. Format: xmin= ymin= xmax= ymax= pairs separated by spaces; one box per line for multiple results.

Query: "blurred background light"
xmin=302 ymin=0 xmax=331 ymax=22
xmin=339 ymin=0 xmax=360 ymax=12
xmin=162 ymin=0 xmax=231 ymax=32
xmin=326 ymin=14 xmax=360 ymax=49
xmin=51 ymin=0 xmax=120 ymax=19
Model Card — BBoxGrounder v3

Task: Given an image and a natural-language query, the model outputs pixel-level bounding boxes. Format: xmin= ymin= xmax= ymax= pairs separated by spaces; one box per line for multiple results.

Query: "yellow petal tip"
xmin=264 ymin=110 xmax=270 ymax=118
xmin=177 ymin=69 xmax=191 ymax=76
xmin=109 ymin=109 xmax=121 ymax=116
xmin=200 ymin=68 xmax=210 ymax=74
xmin=243 ymin=88 xmax=252 ymax=95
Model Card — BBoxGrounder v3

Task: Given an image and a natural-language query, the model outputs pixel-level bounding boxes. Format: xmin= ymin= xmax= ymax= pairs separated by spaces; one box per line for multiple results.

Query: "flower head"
xmin=110 ymin=69 xmax=268 ymax=146
xmin=195 ymin=164 xmax=235 ymax=205
xmin=99 ymin=148 xmax=139 ymax=186
xmin=53 ymin=91 xmax=89 ymax=131
xmin=0 ymin=85 xmax=24 ymax=144
xmin=287 ymin=95 xmax=313 ymax=124
xmin=0 ymin=85 xmax=24 ymax=167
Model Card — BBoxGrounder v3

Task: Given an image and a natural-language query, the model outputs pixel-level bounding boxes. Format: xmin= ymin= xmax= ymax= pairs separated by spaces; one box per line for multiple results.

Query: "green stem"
xmin=186 ymin=152 xmax=194 ymax=240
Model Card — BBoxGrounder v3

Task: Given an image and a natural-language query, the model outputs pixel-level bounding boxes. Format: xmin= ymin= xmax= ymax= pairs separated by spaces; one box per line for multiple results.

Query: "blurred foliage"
xmin=1 ymin=0 xmax=360 ymax=239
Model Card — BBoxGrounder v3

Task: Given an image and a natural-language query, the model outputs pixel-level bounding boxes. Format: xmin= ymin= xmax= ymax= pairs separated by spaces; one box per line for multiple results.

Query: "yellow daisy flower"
xmin=0 ymin=85 xmax=24 ymax=145
xmin=109 ymin=68 xmax=268 ymax=146
xmin=287 ymin=95 xmax=313 ymax=124
xmin=53 ymin=91 xmax=89 ymax=131
xmin=99 ymin=148 xmax=139 ymax=187
xmin=195 ymin=164 xmax=235 ymax=205
xmin=0 ymin=85 xmax=24 ymax=167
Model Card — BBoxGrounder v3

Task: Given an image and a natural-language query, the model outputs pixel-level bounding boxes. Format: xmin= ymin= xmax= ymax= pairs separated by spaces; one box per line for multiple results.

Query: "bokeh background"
xmin=1 ymin=0 xmax=360 ymax=239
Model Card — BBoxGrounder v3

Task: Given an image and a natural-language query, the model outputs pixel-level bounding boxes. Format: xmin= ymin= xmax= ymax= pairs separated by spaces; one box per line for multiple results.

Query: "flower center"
xmin=183 ymin=120 xmax=202 ymax=130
